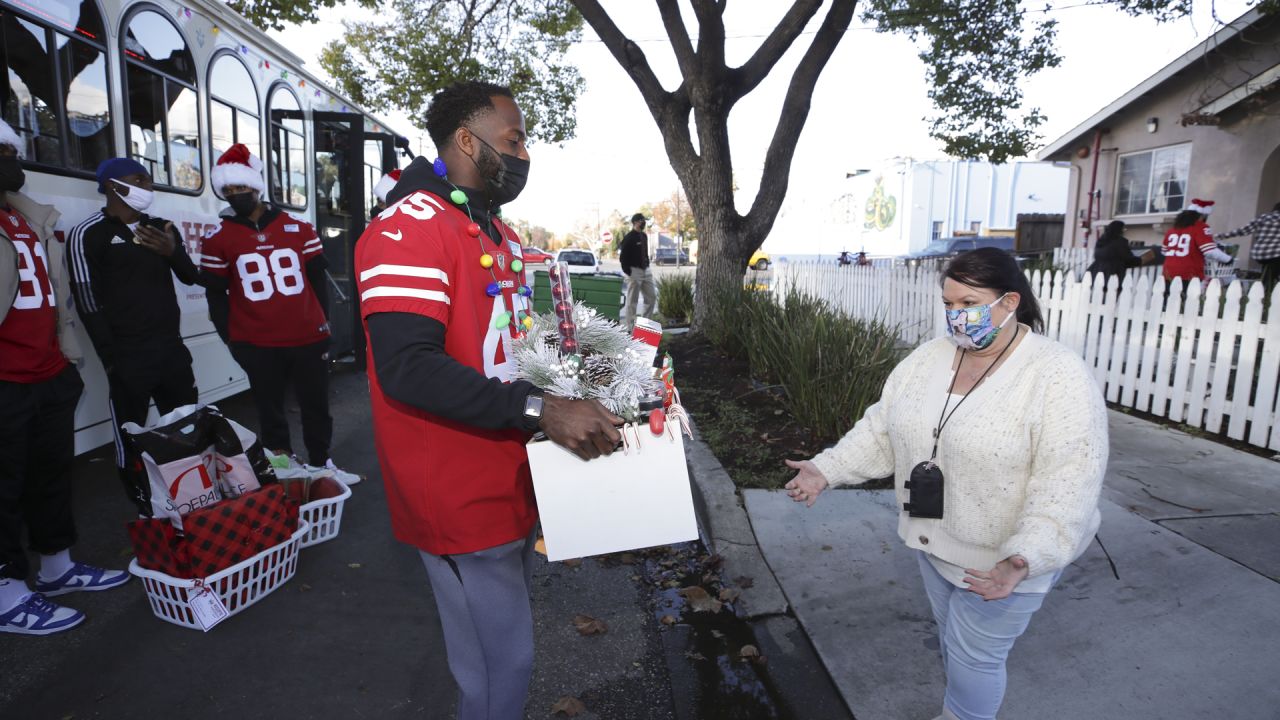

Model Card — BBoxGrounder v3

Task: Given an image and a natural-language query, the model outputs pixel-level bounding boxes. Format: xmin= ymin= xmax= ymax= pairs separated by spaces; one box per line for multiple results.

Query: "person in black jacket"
xmin=1086 ymin=220 xmax=1148 ymax=289
xmin=66 ymin=159 xmax=201 ymax=514
xmin=619 ymin=212 xmax=656 ymax=329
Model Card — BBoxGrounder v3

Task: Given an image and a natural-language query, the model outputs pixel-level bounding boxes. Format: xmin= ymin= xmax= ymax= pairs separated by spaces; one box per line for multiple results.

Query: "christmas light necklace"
xmin=432 ymin=157 xmax=534 ymax=336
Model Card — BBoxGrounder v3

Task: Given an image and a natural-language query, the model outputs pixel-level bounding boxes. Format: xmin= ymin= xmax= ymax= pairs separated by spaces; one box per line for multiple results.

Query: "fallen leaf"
xmin=821 ymin=545 xmax=833 ymax=551
xmin=710 ymin=629 xmax=725 ymax=639
xmin=619 ymin=553 xmax=636 ymax=565
xmin=573 ymin=614 xmax=608 ymax=636
xmin=347 ymin=563 xmax=362 ymax=569
xmin=684 ymin=650 xmax=707 ymax=661
xmin=550 ymin=696 xmax=586 ymax=717
xmin=718 ymin=587 xmax=741 ymax=603
xmin=630 ymin=574 xmax=642 ymax=582
xmin=659 ymin=615 xmax=677 ymax=626
xmin=679 ymin=586 xmax=723 ymax=613
xmin=664 ymin=579 xmax=681 ymax=589
xmin=739 ymin=644 xmax=760 ymax=659
xmin=774 ymin=409 xmax=784 ymax=415
xmin=562 ymin=558 xmax=582 ymax=568
xmin=735 ymin=576 xmax=755 ymax=589
xmin=759 ymin=432 xmax=770 ymax=441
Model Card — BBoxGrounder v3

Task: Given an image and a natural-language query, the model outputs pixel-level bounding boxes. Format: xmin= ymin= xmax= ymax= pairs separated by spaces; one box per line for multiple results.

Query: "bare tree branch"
xmin=745 ymin=0 xmax=855 ymax=240
xmin=656 ymin=0 xmax=698 ymax=81
xmin=729 ymin=0 xmax=824 ymax=100
xmin=572 ymin=0 xmax=698 ymax=174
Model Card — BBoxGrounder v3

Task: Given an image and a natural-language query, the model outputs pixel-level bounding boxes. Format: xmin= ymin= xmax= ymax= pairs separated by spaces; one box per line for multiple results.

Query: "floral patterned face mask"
xmin=945 ymin=293 xmax=1012 ymax=350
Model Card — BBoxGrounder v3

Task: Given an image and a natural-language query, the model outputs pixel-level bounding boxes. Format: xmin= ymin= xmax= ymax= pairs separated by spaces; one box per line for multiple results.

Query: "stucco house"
xmin=1038 ymin=8 xmax=1280 ymax=270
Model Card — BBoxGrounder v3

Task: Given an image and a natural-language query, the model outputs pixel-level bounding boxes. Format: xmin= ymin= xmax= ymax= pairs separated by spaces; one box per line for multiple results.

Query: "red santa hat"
xmin=373 ymin=168 xmax=402 ymax=204
xmin=1187 ymin=198 xmax=1215 ymax=215
xmin=0 ymin=119 xmax=24 ymax=157
xmin=212 ymin=143 xmax=265 ymax=195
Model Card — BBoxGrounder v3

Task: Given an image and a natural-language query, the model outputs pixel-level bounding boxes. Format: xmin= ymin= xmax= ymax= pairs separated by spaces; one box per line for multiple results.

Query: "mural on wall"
xmin=864 ymin=177 xmax=897 ymax=232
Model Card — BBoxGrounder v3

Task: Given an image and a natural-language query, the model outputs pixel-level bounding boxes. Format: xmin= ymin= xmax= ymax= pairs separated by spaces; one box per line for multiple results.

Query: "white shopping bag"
xmin=528 ymin=426 xmax=698 ymax=561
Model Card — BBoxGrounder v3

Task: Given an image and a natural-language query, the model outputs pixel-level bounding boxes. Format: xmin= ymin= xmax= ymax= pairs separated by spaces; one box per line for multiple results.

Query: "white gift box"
xmin=527 ymin=425 xmax=699 ymax=561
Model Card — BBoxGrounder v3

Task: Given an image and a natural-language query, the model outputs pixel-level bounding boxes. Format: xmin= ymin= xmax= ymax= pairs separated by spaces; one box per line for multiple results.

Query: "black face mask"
xmin=227 ymin=191 xmax=259 ymax=217
xmin=0 ymin=156 xmax=25 ymax=193
xmin=468 ymin=132 xmax=529 ymax=206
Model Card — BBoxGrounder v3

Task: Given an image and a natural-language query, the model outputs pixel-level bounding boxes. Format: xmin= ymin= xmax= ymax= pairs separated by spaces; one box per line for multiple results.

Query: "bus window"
xmin=268 ymin=84 xmax=306 ymax=209
xmin=122 ymin=7 xmax=200 ymax=191
xmin=209 ymin=53 xmax=260 ymax=195
xmin=0 ymin=0 xmax=112 ymax=172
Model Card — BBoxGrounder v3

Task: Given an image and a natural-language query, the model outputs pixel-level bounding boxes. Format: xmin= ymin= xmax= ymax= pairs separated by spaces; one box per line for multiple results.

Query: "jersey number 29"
xmin=1164 ymin=233 xmax=1192 ymax=258
xmin=236 ymin=248 xmax=305 ymax=301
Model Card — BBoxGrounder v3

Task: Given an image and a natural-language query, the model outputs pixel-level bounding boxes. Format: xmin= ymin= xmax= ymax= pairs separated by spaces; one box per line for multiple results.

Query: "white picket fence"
xmin=771 ymin=262 xmax=944 ymax=347
xmin=772 ymin=261 xmax=1280 ymax=451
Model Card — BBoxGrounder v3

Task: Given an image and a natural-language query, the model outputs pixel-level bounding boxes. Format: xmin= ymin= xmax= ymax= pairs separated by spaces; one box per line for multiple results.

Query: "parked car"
xmin=748 ymin=249 xmax=771 ymax=271
xmin=522 ymin=246 xmax=554 ymax=265
xmin=902 ymin=236 xmax=1014 ymax=267
xmin=653 ymin=247 xmax=691 ymax=265
xmin=555 ymin=248 xmax=600 ymax=275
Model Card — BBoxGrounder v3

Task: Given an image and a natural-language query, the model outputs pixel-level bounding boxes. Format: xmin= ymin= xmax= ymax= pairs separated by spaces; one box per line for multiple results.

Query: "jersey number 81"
xmin=236 ymin=248 xmax=304 ymax=301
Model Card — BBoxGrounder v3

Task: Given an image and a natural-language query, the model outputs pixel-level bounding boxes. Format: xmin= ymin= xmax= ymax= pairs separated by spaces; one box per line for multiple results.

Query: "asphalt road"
xmin=0 ymin=366 xmax=676 ymax=720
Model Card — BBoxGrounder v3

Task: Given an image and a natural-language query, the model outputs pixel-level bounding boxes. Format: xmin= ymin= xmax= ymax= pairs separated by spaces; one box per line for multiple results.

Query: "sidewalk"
xmin=743 ymin=410 xmax=1280 ymax=719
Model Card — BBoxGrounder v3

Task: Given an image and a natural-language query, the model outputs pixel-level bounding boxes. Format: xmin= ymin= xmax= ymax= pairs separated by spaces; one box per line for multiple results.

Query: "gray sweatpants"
xmin=419 ymin=528 xmax=538 ymax=720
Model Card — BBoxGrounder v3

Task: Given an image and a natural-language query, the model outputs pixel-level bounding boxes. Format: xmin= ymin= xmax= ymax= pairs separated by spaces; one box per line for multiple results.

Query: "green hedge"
xmin=703 ymin=287 xmax=900 ymax=443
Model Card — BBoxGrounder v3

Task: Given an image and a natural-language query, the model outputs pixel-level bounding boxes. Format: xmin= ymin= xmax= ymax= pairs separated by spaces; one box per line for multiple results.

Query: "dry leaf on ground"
xmin=659 ymin=615 xmax=677 ymax=626
xmin=679 ymin=586 xmax=723 ymax=613
xmin=718 ymin=587 xmax=741 ymax=603
xmin=562 ymin=558 xmax=582 ymax=568
xmin=739 ymin=644 xmax=760 ymax=659
xmin=734 ymin=576 xmax=755 ymax=588
xmin=572 ymin=614 xmax=609 ymax=636
xmin=550 ymin=696 xmax=586 ymax=717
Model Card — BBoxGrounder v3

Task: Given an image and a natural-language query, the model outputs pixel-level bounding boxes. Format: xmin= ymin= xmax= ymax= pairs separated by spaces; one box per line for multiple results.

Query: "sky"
xmin=269 ymin=0 xmax=1256 ymax=249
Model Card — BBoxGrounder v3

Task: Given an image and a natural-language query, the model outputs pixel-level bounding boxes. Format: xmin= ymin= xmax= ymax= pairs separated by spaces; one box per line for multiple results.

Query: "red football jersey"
xmin=0 ymin=207 xmax=67 ymax=382
xmin=356 ymin=189 xmax=536 ymax=555
xmin=200 ymin=210 xmax=329 ymax=346
xmin=1162 ymin=220 xmax=1216 ymax=282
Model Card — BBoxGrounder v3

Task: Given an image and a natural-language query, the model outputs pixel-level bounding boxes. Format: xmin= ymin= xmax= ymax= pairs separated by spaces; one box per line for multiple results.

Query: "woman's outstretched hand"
xmin=963 ymin=555 xmax=1030 ymax=601
xmin=784 ymin=459 xmax=829 ymax=508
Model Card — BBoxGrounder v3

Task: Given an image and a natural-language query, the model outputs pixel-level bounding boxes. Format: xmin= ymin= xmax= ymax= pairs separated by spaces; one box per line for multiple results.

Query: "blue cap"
xmin=96 ymin=158 xmax=149 ymax=193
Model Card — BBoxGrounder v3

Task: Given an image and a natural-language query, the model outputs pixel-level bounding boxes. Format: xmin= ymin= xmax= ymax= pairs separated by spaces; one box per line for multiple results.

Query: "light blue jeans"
xmin=916 ymin=551 xmax=1057 ymax=720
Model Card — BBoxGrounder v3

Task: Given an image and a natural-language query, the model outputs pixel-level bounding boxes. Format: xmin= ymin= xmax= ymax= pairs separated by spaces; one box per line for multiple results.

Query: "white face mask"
xmin=111 ymin=178 xmax=153 ymax=213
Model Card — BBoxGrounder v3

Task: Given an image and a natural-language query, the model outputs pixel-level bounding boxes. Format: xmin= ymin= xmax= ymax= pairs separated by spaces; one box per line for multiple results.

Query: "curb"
xmin=682 ymin=416 xmax=789 ymax=618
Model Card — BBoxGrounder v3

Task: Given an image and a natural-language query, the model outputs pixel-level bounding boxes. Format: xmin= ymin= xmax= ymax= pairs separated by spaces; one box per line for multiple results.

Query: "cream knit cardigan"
xmin=811 ymin=331 xmax=1109 ymax=578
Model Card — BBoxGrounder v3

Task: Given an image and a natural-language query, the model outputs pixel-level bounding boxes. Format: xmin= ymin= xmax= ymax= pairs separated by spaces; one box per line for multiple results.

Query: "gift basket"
xmin=513 ymin=263 xmax=697 ymax=561
xmin=122 ymin=405 xmax=311 ymax=629
xmin=274 ymin=465 xmax=353 ymax=548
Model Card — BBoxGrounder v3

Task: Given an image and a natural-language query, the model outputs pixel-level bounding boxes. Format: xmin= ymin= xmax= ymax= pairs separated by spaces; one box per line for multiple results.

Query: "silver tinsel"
xmin=512 ymin=303 xmax=661 ymax=422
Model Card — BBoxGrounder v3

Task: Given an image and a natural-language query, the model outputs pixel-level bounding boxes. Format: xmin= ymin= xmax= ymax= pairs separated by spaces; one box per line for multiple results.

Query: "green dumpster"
xmin=531 ymin=270 xmax=624 ymax=322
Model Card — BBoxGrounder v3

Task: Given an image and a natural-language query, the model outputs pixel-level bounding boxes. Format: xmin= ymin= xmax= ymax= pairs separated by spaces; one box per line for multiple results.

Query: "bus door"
xmin=310 ymin=112 xmax=401 ymax=364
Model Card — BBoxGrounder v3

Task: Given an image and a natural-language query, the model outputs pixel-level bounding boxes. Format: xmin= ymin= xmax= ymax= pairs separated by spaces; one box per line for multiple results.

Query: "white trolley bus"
xmin=2 ymin=0 xmax=409 ymax=452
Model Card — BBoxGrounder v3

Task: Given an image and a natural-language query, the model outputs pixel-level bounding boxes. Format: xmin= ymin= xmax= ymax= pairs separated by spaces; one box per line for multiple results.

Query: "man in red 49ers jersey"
xmin=1162 ymin=198 xmax=1234 ymax=283
xmin=357 ymin=82 xmax=621 ymax=720
xmin=0 ymin=121 xmax=130 ymax=636
xmin=200 ymin=144 xmax=361 ymax=486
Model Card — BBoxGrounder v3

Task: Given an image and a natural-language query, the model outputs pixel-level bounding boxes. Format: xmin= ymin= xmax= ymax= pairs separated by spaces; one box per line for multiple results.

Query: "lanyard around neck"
xmin=930 ymin=325 xmax=1020 ymax=461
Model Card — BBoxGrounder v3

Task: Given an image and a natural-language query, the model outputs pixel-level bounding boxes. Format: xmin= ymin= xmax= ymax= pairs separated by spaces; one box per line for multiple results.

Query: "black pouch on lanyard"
xmin=904 ymin=461 xmax=944 ymax=519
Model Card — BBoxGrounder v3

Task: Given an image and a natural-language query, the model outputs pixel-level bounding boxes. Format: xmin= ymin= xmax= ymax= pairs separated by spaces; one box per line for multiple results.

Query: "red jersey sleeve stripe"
xmin=360 ymin=286 xmax=451 ymax=304
xmin=358 ymin=264 xmax=450 ymax=285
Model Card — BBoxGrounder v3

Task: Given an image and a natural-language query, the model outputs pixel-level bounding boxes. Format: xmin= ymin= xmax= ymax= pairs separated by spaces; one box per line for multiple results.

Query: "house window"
xmin=122 ymin=7 xmax=201 ymax=191
xmin=970 ymin=221 xmax=981 ymax=233
xmin=0 ymin=0 xmax=113 ymax=172
xmin=1115 ymin=144 xmax=1190 ymax=216
xmin=209 ymin=52 xmax=260 ymax=198
xmin=267 ymin=84 xmax=306 ymax=209
xmin=931 ymin=221 xmax=943 ymax=241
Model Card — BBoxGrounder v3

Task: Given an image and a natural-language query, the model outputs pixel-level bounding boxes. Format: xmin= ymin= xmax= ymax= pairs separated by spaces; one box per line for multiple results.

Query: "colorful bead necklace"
xmin=432 ymin=158 xmax=534 ymax=336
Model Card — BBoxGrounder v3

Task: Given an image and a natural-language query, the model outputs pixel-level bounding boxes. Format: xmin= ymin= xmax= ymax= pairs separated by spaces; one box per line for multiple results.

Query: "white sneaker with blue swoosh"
xmin=0 ymin=593 xmax=85 ymax=635
xmin=35 ymin=562 xmax=130 ymax=597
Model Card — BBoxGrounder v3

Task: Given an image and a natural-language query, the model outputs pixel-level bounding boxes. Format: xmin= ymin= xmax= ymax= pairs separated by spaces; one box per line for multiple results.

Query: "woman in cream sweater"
xmin=785 ymin=248 xmax=1109 ymax=720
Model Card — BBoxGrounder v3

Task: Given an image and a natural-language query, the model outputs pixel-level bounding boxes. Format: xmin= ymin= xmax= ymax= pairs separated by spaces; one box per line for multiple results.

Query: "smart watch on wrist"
xmin=521 ymin=389 xmax=545 ymax=432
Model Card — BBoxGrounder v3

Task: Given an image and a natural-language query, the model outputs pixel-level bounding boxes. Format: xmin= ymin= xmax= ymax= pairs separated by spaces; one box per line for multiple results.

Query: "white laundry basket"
xmin=298 ymin=481 xmax=352 ymax=548
xmin=128 ymin=521 xmax=309 ymax=629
